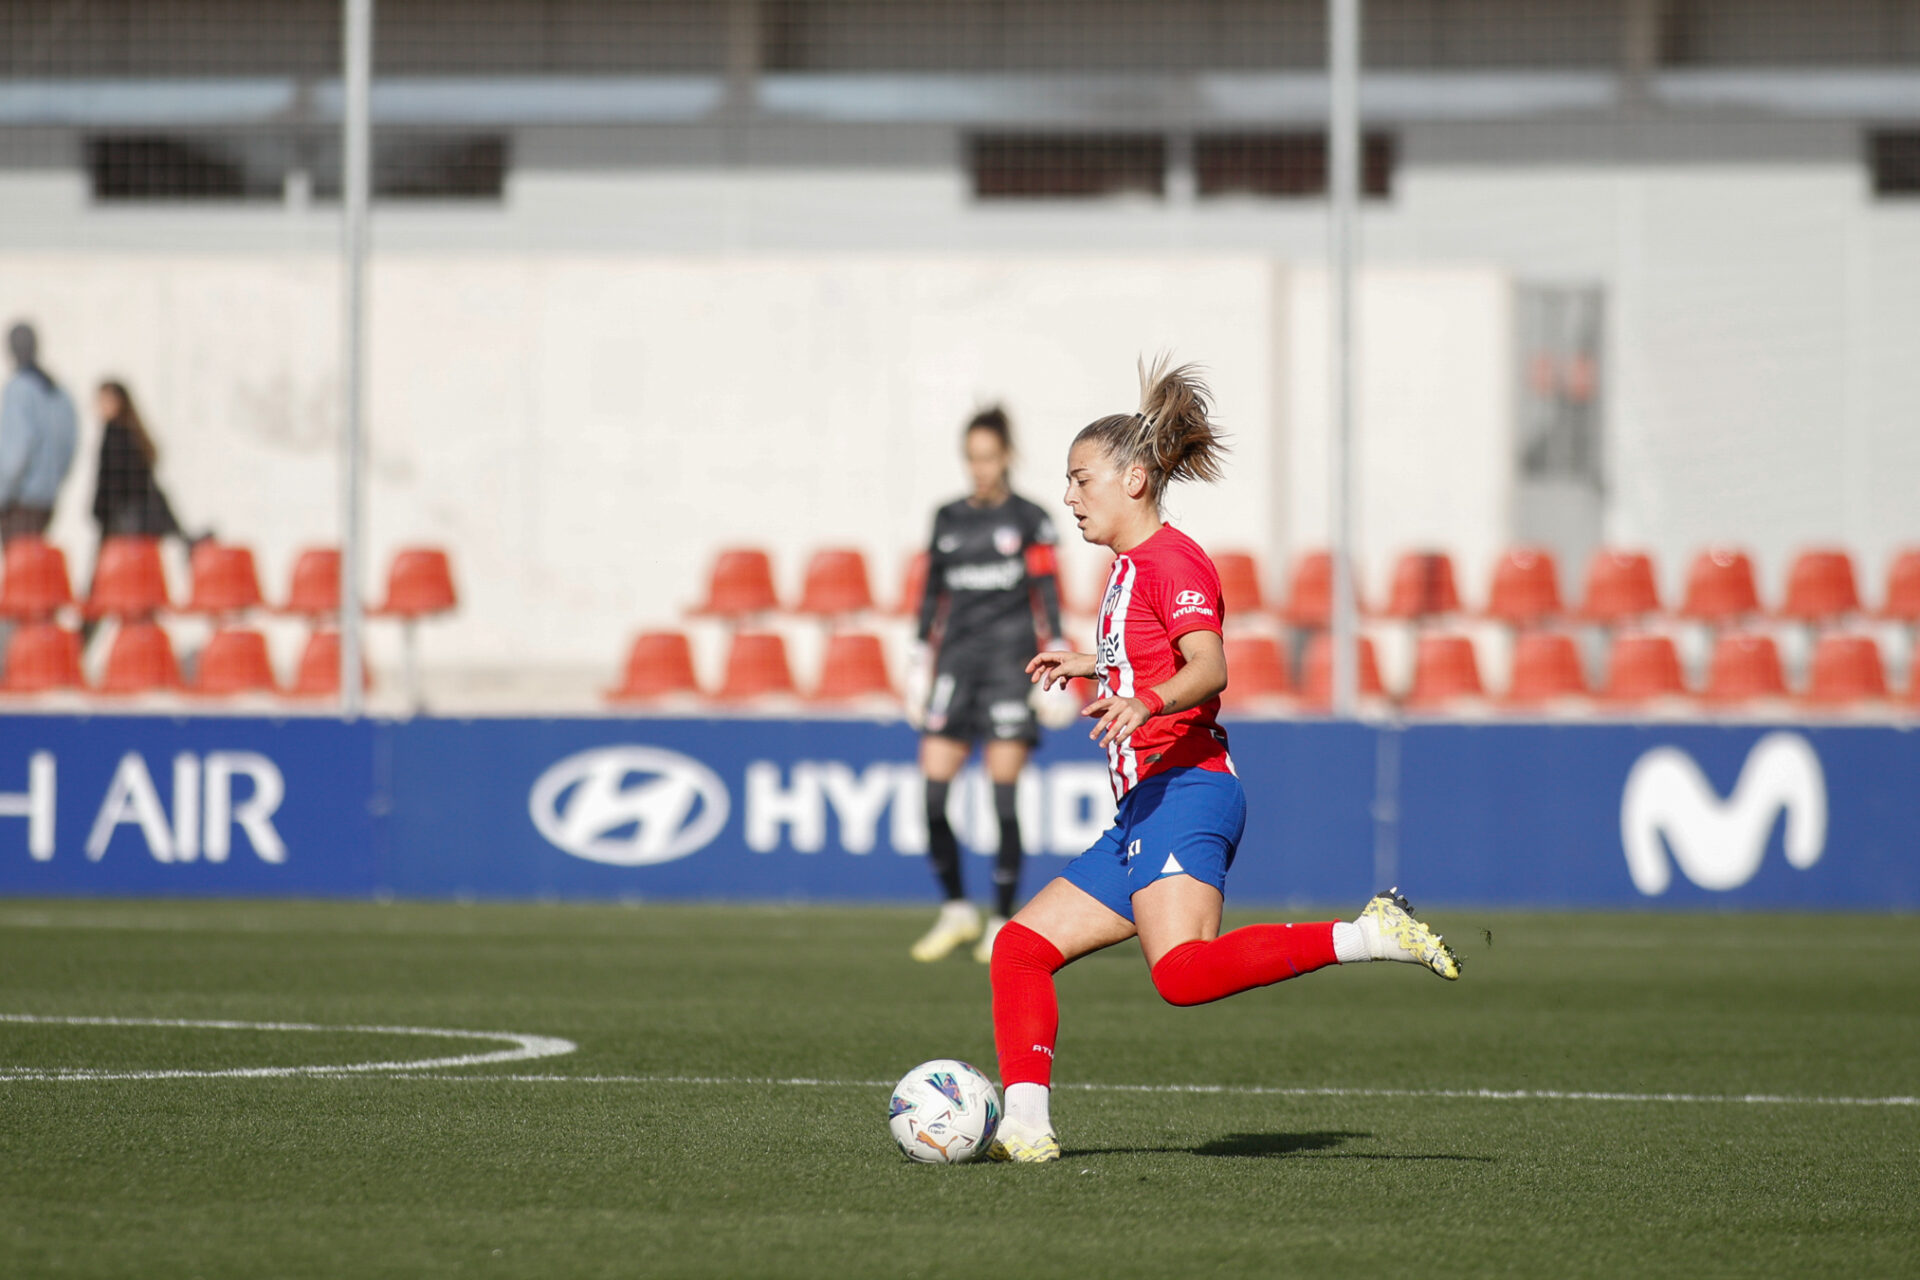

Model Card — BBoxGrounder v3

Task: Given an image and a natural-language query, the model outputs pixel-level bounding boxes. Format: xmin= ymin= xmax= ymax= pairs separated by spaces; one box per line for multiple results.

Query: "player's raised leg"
xmin=1134 ymin=875 xmax=1461 ymax=1008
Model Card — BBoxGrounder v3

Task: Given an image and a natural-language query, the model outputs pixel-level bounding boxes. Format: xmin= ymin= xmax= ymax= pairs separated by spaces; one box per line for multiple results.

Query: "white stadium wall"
xmin=4 ymin=146 xmax=1920 ymax=692
xmin=0 ymin=248 xmax=1517 ymax=685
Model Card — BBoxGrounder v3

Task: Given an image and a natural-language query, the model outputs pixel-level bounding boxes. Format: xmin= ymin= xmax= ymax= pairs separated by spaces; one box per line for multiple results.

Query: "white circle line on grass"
xmin=375 ymin=1074 xmax=1920 ymax=1109
xmin=0 ymin=1013 xmax=577 ymax=1080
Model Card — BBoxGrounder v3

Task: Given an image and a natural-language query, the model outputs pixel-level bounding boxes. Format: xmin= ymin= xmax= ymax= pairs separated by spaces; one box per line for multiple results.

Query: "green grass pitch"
xmin=2 ymin=900 xmax=1916 ymax=1278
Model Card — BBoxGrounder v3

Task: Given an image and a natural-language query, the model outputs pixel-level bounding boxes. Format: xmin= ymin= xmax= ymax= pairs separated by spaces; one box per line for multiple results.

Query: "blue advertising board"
xmin=0 ymin=714 xmax=379 ymax=897
xmin=0 ymin=713 xmax=1913 ymax=907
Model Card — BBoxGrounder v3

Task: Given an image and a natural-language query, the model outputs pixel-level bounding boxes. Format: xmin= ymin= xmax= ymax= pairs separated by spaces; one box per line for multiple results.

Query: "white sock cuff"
xmin=1003 ymin=1081 xmax=1052 ymax=1132
xmin=1332 ymin=920 xmax=1371 ymax=964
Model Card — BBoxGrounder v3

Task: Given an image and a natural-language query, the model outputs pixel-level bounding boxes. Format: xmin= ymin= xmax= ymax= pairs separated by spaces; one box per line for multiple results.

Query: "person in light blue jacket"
xmin=0 ymin=322 xmax=79 ymax=542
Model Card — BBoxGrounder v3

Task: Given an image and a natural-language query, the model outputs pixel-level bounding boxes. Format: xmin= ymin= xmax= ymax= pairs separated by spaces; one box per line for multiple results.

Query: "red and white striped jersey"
xmin=1094 ymin=524 xmax=1234 ymax=800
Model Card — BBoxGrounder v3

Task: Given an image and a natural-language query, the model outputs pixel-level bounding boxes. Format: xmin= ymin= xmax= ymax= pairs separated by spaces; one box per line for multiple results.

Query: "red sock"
xmin=1148 ymin=922 xmax=1339 ymax=1008
xmin=990 ymin=921 xmax=1066 ymax=1088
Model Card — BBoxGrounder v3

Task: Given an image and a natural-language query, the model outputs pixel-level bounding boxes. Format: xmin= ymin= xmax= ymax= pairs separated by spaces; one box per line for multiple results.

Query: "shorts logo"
xmin=994 ymin=526 xmax=1022 ymax=556
xmin=1125 ymin=839 xmax=1140 ymax=862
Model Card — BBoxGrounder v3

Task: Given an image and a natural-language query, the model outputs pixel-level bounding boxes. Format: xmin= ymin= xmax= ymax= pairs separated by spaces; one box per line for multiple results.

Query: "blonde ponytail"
xmin=1075 ymin=355 xmax=1229 ymax=502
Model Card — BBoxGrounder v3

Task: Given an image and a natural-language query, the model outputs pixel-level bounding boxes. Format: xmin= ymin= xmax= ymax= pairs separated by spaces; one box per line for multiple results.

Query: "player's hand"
xmin=1026 ymin=649 xmax=1095 ymax=691
xmin=1082 ymin=695 xmax=1149 ymax=748
xmin=903 ymin=642 xmax=933 ymax=731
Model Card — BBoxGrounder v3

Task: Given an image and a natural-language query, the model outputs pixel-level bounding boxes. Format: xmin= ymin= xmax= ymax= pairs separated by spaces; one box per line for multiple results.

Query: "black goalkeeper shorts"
xmin=924 ymin=661 xmax=1038 ymax=745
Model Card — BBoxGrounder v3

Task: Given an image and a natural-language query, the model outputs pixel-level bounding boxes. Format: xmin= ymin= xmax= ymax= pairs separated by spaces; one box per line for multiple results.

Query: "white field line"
xmin=0 ymin=1019 xmax=1911 ymax=1107
xmin=0 ymin=1014 xmax=576 ymax=1080
xmin=301 ymin=1073 xmax=1920 ymax=1108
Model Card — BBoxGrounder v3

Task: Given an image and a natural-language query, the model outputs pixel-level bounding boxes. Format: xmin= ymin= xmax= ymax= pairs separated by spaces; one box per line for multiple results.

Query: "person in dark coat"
xmin=91 ymin=380 xmax=180 ymax=539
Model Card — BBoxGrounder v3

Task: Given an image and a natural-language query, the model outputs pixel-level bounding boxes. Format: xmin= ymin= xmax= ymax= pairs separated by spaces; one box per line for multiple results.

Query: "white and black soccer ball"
xmin=888 ymin=1059 xmax=1001 ymax=1164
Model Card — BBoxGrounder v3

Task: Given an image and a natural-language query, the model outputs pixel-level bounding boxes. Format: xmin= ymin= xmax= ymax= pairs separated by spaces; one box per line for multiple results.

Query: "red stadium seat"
xmin=192 ymin=628 xmax=278 ymax=696
xmin=1601 ymin=633 xmax=1688 ymax=704
xmin=1280 ymin=550 xmax=1335 ymax=629
xmin=98 ymin=620 xmax=181 ymax=694
xmin=1381 ymin=551 xmax=1461 ymax=620
xmin=1680 ymin=547 xmax=1760 ymax=623
xmin=797 ymin=548 xmax=876 ymax=616
xmin=1879 ymin=549 xmax=1920 ymax=623
xmin=1 ymin=536 xmax=75 ymax=620
xmin=1405 ymin=633 xmax=1485 ymax=708
xmin=1213 ymin=551 xmax=1266 ymax=617
xmin=1803 ymin=633 xmax=1887 ymax=705
xmin=2 ymin=622 xmax=84 ymax=692
xmin=1580 ymin=549 xmax=1661 ymax=623
xmin=1702 ymin=631 xmax=1787 ymax=704
xmin=184 ymin=542 xmax=264 ymax=615
xmin=377 ymin=547 xmax=457 ymax=617
xmin=608 ymin=631 xmax=701 ymax=702
xmin=714 ymin=631 xmax=797 ymax=701
xmin=1220 ymin=635 xmax=1292 ymax=709
xmin=1299 ymin=633 xmax=1385 ymax=706
xmin=811 ymin=632 xmax=895 ymax=701
xmin=1503 ymin=631 xmax=1587 ymax=705
xmin=694 ymin=548 xmax=780 ymax=617
xmin=1780 ymin=548 xmax=1861 ymax=623
xmin=1486 ymin=547 xmax=1563 ymax=626
xmin=87 ymin=536 xmax=170 ymax=619
xmin=287 ymin=631 xmax=372 ymax=698
xmin=281 ymin=547 xmax=342 ymax=616
xmin=893 ymin=552 xmax=929 ymax=617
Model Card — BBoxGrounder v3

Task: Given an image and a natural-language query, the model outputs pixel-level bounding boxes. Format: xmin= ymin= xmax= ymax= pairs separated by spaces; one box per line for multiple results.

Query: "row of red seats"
xmin=610 ymin=630 xmax=897 ymax=703
xmin=2 ymin=621 xmax=362 ymax=698
xmin=1295 ymin=546 xmax=1907 ymax=627
xmin=685 ymin=544 xmax=1920 ymax=628
xmin=609 ymin=625 xmax=1917 ymax=711
xmin=1102 ymin=545 xmax=1918 ymax=626
xmin=0 ymin=537 xmax=457 ymax=622
xmin=1223 ymin=630 xmax=1916 ymax=709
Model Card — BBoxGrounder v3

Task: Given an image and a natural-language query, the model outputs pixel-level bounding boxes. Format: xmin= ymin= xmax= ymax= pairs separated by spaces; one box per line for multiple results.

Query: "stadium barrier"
xmin=0 ymin=715 xmax=1911 ymax=908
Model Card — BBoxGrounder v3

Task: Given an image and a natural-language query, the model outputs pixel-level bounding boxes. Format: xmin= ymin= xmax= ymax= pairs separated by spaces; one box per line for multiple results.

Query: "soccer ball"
xmin=888 ymin=1059 xmax=1000 ymax=1164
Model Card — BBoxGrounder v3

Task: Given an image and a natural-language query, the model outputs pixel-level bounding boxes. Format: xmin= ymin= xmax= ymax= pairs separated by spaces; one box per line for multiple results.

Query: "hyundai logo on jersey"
xmin=528 ymin=746 xmax=731 ymax=866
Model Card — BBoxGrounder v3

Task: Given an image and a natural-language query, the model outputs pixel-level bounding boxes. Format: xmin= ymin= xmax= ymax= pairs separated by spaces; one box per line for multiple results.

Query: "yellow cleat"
xmin=910 ymin=902 xmax=982 ymax=962
xmin=987 ymin=1123 xmax=1060 ymax=1163
xmin=1356 ymin=888 xmax=1461 ymax=980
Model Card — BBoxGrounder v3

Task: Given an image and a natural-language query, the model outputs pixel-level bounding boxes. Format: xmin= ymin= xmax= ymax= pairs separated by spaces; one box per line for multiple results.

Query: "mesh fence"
xmin=1 ymin=1 xmax=1916 ymax=713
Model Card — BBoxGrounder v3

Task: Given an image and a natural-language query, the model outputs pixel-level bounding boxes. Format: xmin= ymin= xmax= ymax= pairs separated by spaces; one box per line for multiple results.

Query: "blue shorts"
xmin=1060 ymin=767 xmax=1246 ymax=924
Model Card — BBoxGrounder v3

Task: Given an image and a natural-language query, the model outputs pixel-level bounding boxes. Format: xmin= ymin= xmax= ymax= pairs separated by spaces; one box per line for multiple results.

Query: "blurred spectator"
xmin=91 ymin=380 xmax=183 ymax=539
xmin=0 ymin=322 xmax=78 ymax=542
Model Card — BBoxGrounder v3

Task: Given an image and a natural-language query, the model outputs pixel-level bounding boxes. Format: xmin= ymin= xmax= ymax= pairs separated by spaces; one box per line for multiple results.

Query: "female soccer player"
xmin=986 ymin=359 xmax=1461 ymax=1163
xmin=906 ymin=407 xmax=1065 ymax=965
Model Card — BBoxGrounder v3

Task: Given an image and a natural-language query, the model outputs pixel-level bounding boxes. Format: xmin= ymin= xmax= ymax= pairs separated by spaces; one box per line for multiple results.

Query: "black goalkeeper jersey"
xmin=917 ymin=492 xmax=1064 ymax=671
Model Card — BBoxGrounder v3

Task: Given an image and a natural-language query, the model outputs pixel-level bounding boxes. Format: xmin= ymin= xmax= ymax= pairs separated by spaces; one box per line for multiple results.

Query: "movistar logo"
xmin=1619 ymin=732 xmax=1826 ymax=895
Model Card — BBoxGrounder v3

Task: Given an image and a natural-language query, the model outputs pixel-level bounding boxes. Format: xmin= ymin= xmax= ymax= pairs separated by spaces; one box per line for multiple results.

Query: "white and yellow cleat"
xmin=987 ymin=1121 xmax=1061 ymax=1164
xmin=1355 ymin=888 xmax=1461 ymax=980
xmin=972 ymin=915 xmax=1007 ymax=965
xmin=910 ymin=901 xmax=983 ymax=962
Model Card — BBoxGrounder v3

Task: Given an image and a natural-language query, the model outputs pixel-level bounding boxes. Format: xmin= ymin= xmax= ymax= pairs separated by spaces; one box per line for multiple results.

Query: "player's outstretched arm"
xmin=1026 ymin=649 xmax=1095 ymax=690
